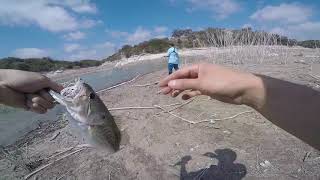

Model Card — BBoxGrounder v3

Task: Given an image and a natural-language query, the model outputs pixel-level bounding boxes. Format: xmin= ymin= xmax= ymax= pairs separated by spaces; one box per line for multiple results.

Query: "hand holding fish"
xmin=0 ymin=69 xmax=63 ymax=113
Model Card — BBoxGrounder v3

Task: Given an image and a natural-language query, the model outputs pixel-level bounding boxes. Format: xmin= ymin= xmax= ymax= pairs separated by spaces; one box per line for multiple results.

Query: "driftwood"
xmin=96 ymin=75 xmax=140 ymax=93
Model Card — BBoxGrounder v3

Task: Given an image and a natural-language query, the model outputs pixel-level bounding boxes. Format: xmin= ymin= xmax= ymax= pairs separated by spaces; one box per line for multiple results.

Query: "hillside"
xmin=0 ymin=57 xmax=102 ymax=72
xmin=103 ymin=27 xmax=320 ymax=62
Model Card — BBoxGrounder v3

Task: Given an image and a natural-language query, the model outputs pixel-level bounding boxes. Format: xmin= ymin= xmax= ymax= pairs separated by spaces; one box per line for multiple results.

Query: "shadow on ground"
xmin=174 ymin=148 xmax=246 ymax=180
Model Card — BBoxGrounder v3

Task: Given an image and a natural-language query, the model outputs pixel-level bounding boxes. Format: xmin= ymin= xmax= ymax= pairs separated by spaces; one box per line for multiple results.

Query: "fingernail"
xmin=168 ymin=80 xmax=176 ymax=87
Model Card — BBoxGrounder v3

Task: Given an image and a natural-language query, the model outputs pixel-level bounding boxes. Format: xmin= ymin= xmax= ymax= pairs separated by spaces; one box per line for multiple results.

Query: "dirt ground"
xmin=1 ymin=47 xmax=320 ymax=180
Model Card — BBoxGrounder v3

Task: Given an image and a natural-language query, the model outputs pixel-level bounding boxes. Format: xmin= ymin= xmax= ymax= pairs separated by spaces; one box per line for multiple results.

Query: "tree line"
xmin=103 ymin=27 xmax=319 ymax=62
xmin=0 ymin=57 xmax=101 ymax=72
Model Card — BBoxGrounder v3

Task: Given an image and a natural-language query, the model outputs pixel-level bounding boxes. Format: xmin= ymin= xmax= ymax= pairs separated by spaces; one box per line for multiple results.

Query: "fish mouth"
xmin=61 ymin=79 xmax=87 ymax=101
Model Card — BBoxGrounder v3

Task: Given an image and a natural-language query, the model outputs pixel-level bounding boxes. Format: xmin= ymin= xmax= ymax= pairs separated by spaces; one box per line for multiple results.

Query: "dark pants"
xmin=168 ymin=63 xmax=179 ymax=74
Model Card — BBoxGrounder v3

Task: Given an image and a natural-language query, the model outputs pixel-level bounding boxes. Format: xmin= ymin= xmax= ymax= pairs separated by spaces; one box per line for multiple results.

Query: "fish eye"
xmin=89 ymin=93 xmax=95 ymax=99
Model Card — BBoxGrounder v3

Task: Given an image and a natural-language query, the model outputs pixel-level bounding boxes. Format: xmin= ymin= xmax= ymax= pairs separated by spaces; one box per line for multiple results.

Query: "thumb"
xmin=168 ymin=79 xmax=199 ymax=90
xmin=47 ymin=80 xmax=63 ymax=93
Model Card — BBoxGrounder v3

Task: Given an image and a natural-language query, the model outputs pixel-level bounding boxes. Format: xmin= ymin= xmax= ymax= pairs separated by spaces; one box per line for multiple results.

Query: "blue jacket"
xmin=167 ymin=47 xmax=179 ymax=64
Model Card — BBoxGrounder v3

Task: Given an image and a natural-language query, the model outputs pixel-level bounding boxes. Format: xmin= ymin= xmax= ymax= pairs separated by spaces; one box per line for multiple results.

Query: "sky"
xmin=0 ymin=0 xmax=319 ymax=60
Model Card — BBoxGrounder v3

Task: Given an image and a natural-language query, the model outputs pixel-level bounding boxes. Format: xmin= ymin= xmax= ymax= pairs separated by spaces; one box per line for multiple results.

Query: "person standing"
xmin=165 ymin=43 xmax=180 ymax=74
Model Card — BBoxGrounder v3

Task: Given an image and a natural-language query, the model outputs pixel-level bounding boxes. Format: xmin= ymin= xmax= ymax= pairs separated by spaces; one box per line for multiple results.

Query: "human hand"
xmin=0 ymin=69 xmax=63 ymax=113
xmin=159 ymin=63 xmax=265 ymax=108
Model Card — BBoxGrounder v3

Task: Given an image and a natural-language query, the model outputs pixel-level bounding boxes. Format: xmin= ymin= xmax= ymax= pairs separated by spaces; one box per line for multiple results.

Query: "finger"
xmin=182 ymin=90 xmax=202 ymax=100
xmin=0 ymin=85 xmax=27 ymax=109
xmin=26 ymin=99 xmax=47 ymax=114
xmin=172 ymin=90 xmax=183 ymax=97
xmin=39 ymin=90 xmax=55 ymax=102
xmin=168 ymin=79 xmax=200 ymax=91
xmin=46 ymin=79 xmax=64 ymax=93
xmin=27 ymin=94 xmax=54 ymax=109
xmin=159 ymin=64 xmax=199 ymax=87
xmin=160 ymin=87 xmax=173 ymax=95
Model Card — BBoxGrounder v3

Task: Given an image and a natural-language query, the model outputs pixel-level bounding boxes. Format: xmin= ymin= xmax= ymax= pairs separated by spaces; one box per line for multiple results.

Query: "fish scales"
xmin=50 ymin=79 xmax=121 ymax=151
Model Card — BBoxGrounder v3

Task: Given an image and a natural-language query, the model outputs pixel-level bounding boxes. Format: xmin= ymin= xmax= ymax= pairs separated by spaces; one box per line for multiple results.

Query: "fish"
xmin=50 ymin=79 xmax=121 ymax=151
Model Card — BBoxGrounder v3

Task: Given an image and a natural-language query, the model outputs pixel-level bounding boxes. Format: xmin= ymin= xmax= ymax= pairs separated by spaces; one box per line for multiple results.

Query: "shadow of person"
xmin=174 ymin=148 xmax=246 ymax=180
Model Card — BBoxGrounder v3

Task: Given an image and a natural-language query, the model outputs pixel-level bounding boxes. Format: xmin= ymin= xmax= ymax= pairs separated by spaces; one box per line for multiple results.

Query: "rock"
xmin=260 ymin=160 xmax=272 ymax=168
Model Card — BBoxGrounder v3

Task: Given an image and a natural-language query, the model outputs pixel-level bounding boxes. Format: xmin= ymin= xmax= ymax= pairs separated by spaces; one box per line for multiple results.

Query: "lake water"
xmin=0 ymin=60 xmax=166 ymax=146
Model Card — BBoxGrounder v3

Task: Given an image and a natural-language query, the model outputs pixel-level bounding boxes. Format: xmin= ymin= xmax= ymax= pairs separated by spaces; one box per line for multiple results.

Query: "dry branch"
xmin=96 ymin=75 xmax=140 ymax=93
xmin=167 ymin=98 xmax=195 ymax=112
xmin=47 ymin=144 xmax=91 ymax=160
xmin=109 ymin=106 xmax=157 ymax=111
xmin=50 ymin=132 xmax=60 ymax=141
xmin=132 ymin=81 xmax=159 ymax=87
xmin=308 ymin=74 xmax=320 ymax=81
xmin=25 ymin=148 xmax=86 ymax=180
xmin=194 ymin=111 xmax=254 ymax=124
xmin=155 ymin=98 xmax=195 ymax=115
xmin=109 ymin=102 xmax=182 ymax=111
xmin=213 ymin=110 xmax=254 ymax=121
xmin=47 ymin=147 xmax=75 ymax=160
xmin=154 ymin=105 xmax=196 ymax=124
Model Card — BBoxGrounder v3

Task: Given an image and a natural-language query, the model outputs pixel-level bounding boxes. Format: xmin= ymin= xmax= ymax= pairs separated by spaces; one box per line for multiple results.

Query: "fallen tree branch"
xmin=155 ymin=98 xmax=195 ymax=115
xmin=47 ymin=144 xmax=91 ymax=160
xmin=25 ymin=148 xmax=86 ymax=180
xmin=167 ymin=98 xmax=195 ymax=112
xmin=50 ymin=132 xmax=60 ymax=141
xmin=47 ymin=147 xmax=75 ymax=160
xmin=109 ymin=102 xmax=182 ymax=111
xmin=96 ymin=75 xmax=140 ymax=93
xmin=213 ymin=110 xmax=254 ymax=121
xmin=132 ymin=81 xmax=159 ymax=87
xmin=109 ymin=106 xmax=157 ymax=111
xmin=308 ymin=74 xmax=320 ymax=80
xmin=154 ymin=105 xmax=196 ymax=124
xmin=194 ymin=111 xmax=254 ymax=124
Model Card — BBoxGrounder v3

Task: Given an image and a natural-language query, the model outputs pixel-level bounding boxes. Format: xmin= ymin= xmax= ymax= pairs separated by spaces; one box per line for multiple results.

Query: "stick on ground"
xmin=50 ymin=132 xmax=60 ymax=141
xmin=193 ymin=111 xmax=254 ymax=124
xmin=132 ymin=81 xmax=159 ymax=87
xmin=154 ymin=105 xmax=197 ymax=124
xmin=25 ymin=148 xmax=86 ymax=180
xmin=308 ymin=74 xmax=320 ymax=80
xmin=155 ymin=98 xmax=195 ymax=115
xmin=109 ymin=102 xmax=182 ymax=111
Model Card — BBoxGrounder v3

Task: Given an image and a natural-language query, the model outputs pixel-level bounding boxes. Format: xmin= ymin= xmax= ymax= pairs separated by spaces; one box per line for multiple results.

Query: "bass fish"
xmin=50 ymin=79 xmax=121 ymax=151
